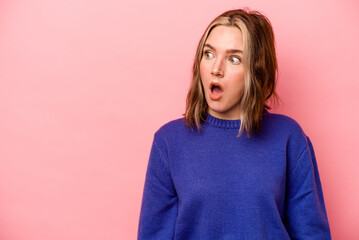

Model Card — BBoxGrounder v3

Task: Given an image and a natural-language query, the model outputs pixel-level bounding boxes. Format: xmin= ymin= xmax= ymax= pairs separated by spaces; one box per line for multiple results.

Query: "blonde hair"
xmin=184 ymin=9 xmax=279 ymax=137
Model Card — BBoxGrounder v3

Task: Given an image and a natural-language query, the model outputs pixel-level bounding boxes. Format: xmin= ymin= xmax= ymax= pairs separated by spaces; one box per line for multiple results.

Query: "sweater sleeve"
xmin=138 ymin=136 xmax=178 ymax=239
xmin=285 ymin=137 xmax=331 ymax=239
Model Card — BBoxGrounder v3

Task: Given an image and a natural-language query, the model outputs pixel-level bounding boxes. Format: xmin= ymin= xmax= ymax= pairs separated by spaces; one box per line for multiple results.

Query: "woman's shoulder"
xmin=152 ymin=117 xmax=190 ymax=143
xmin=263 ymin=110 xmax=311 ymax=144
xmin=156 ymin=117 xmax=186 ymax=133
xmin=263 ymin=110 xmax=312 ymax=154
xmin=263 ymin=110 xmax=306 ymax=137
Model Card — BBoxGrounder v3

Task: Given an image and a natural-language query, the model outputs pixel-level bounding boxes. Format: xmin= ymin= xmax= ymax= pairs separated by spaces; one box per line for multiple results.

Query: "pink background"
xmin=0 ymin=0 xmax=358 ymax=239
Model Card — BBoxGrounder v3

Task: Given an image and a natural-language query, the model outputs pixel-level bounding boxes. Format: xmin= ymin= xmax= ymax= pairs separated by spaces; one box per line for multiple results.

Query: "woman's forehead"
xmin=205 ymin=26 xmax=243 ymax=52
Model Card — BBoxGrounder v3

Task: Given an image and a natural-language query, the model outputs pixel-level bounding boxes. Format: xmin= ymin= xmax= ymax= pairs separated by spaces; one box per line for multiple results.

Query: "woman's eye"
xmin=229 ymin=56 xmax=241 ymax=64
xmin=204 ymin=51 xmax=214 ymax=59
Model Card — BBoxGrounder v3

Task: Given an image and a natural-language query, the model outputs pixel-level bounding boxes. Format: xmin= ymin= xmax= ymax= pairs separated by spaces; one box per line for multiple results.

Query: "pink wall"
xmin=0 ymin=0 xmax=358 ymax=239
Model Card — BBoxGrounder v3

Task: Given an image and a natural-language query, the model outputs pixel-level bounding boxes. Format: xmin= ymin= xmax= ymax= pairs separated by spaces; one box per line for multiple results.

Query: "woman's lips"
xmin=209 ymin=82 xmax=223 ymax=100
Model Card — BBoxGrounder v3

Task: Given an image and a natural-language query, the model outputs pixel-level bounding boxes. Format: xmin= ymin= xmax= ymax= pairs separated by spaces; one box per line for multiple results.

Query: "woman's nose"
xmin=211 ymin=59 xmax=224 ymax=77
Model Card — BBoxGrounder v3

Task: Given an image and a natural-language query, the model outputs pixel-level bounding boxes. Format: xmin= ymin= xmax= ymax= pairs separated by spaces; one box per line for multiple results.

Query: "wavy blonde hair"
xmin=184 ymin=8 xmax=279 ymax=137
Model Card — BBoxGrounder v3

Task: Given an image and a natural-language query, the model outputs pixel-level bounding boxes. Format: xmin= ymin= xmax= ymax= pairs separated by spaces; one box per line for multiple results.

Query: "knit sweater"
xmin=138 ymin=110 xmax=331 ymax=239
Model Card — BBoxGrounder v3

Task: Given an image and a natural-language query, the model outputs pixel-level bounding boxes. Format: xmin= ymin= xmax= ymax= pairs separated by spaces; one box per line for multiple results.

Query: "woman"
xmin=138 ymin=9 xmax=331 ymax=239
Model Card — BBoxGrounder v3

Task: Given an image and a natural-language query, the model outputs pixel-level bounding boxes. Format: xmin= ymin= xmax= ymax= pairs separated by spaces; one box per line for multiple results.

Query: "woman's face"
xmin=200 ymin=25 xmax=245 ymax=120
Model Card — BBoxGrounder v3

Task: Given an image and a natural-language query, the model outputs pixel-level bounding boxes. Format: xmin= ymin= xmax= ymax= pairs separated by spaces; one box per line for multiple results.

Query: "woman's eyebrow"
xmin=204 ymin=43 xmax=243 ymax=54
xmin=227 ymin=49 xmax=243 ymax=54
xmin=204 ymin=43 xmax=216 ymax=50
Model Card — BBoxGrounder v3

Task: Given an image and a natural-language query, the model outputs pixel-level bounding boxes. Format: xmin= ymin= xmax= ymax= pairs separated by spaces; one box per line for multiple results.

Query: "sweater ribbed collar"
xmin=205 ymin=113 xmax=242 ymax=129
xmin=205 ymin=109 xmax=269 ymax=129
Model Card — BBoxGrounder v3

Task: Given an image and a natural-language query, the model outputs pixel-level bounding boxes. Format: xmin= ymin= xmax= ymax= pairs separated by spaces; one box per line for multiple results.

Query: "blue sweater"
xmin=138 ymin=110 xmax=331 ymax=239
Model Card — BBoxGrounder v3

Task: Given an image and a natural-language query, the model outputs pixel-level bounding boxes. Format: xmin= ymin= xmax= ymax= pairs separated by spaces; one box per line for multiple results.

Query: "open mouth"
xmin=209 ymin=82 xmax=223 ymax=100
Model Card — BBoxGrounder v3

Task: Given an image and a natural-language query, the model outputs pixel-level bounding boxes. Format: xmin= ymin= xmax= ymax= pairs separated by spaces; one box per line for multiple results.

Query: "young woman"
xmin=138 ymin=9 xmax=331 ymax=239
